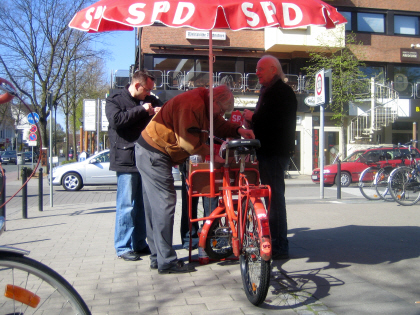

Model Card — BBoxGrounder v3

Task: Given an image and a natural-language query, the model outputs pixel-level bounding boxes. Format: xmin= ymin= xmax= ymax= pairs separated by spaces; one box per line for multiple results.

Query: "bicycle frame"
xmin=187 ymin=140 xmax=272 ymax=262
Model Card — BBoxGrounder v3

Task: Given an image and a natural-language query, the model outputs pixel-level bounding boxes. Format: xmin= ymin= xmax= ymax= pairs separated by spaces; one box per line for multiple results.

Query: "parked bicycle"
xmin=186 ymin=139 xmax=272 ymax=306
xmin=358 ymin=143 xmax=413 ymax=201
xmin=388 ymin=140 xmax=420 ymax=206
xmin=0 ymin=217 xmax=91 ymax=313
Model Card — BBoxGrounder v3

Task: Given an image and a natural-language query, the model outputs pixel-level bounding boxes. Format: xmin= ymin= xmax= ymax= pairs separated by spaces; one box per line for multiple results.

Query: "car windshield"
xmin=343 ymin=150 xmax=365 ymax=162
xmin=3 ymin=151 xmax=16 ymax=156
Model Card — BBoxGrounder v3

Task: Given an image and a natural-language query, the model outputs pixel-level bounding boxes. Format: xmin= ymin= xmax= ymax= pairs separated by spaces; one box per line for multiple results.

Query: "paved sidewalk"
xmin=1 ymin=174 xmax=420 ymax=314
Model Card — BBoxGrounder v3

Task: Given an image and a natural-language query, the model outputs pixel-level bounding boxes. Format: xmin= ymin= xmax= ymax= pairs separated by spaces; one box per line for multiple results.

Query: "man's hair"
xmin=261 ymin=55 xmax=286 ymax=80
xmin=213 ymin=85 xmax=234 ymax=112
xmin=132 ymin=70 xmax=155 ymax=85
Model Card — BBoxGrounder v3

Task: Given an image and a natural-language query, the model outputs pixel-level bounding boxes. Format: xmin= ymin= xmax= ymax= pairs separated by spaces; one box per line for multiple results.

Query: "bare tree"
xmin=0 ymin=0 xmax=105 ymax=149
xmin=61 ymin=55 xmax=108 ymax=159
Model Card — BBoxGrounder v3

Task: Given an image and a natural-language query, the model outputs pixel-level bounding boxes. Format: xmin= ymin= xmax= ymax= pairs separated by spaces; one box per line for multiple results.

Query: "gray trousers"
xmin=135 ymin=143 xmax=177 ymax=269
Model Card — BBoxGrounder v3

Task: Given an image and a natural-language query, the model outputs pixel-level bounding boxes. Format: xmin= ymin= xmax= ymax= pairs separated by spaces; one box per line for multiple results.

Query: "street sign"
xmin=30 ymin=125 xmax=37 ymax=133
xmin=315 ymin=69 xmax=325 ymax=106
xmin=101 ymin=99 xmax=109 ymax=131
xmin=29 ymin=132 xmax=37 ymax=141
xmin=83 ymin=99 xmax=97 ymax=131
xmin=27 ymin=112 xmax=39 ymax=124
xmin=28 ymin=141 xmax=37 ymax=146
xmin=304 ymin=96 xmax=317 ymax=107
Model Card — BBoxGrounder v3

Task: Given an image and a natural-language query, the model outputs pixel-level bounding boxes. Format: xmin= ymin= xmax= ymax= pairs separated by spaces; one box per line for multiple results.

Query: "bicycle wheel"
xmin=205 ymin=217 xmax=234 ymax=259
xmin=0 ymin=253 xmax=91 ymax=314
xmin=389 ymin=167 xmax=420 ymax=206
xmin=240 ymin=198 xmax=270 ymax=306
xmin=359 ymin=167 xmax=381 ymax=200
xmin=375 ymin=167 xmax=394 ymax=202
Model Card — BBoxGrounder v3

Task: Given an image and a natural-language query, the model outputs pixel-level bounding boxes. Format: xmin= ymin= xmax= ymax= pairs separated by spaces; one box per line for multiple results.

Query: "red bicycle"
xmin=186 ymin=139 xmax=272 ymax=305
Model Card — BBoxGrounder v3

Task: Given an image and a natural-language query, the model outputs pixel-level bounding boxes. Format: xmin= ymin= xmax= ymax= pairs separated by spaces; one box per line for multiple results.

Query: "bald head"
xmin=256 ymin=55 xmax=285 ymax=86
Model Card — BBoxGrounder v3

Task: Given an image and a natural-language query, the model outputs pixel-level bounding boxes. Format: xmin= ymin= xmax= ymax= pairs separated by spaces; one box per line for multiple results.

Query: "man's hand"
xmin=143 ymin=103 xmax=155 ymax=115
xmin=238 ymin=127 xmax=255 ymax=139
xmin=154 ymin=107 xmax=161 ymax=114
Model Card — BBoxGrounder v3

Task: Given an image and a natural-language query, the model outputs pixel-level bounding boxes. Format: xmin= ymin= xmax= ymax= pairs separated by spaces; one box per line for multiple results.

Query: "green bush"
xmin=61 ymin=159 xmax=77 ymax=165
xmin=21 ymin=167 xmax=33 ymax=177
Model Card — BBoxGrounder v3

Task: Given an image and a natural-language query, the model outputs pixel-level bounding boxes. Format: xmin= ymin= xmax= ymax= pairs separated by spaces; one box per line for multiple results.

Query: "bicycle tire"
xmin=205 ymin=217 xmax=234 ymax=260
xmin=359 ymin=167 xmax=381 ymax=200
xmin=0 ymin=253 xmax=91 ymax=314
xmin=240 ymin=199 xmax=270 ymax=306
xmin=375 ymin=167 xmax=394 ymax=202
xmin=389 ymin=167 xmax=420 ymax=206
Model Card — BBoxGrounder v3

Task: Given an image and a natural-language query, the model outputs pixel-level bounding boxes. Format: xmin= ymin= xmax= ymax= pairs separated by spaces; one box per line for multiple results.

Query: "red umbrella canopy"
xmin=69 ymin=0 xmax=346 ymax=32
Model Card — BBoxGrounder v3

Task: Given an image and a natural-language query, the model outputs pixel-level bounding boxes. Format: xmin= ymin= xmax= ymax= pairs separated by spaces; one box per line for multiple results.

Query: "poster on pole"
xmin=314 ymin=69 xmax=325 ymax=106
xmin=83 ymin=99 xmax=96 ymax=131
xmin=101 ymin=99 xmax=109 ymax=131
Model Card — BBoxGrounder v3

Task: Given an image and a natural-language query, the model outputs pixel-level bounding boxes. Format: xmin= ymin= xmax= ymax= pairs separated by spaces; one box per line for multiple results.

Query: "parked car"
xmin=22 ymin=151 xmax=38 ymax=162
xmin=1 ymin=151 xmax=17 ymax=165
xmin=51 ymin=149 xmax=182 ymax=191
xmin=311 ymin=146 xmax=420 ymax=187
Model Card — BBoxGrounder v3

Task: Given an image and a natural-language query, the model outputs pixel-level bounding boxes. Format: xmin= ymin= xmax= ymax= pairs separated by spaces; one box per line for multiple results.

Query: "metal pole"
xmin=96 ymin=99 xmax=99 ymax=152
xmin=0 ymin=169 xmax=6 ymax=228
xmin=337 ymin=160 xmax=341 ymax=199
xmin=319 ymin=104 xmax=324 ymax=199
xmin=22 ymin=167 xmax=28 ymax=218
xmin=39 ymin=168 xmax=43 ymax=211
xmin=49 ymin=91 xmax=53 ymax=207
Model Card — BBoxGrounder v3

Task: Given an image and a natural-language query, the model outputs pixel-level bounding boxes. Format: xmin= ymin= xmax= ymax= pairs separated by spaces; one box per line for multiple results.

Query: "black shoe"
xmin=134 ymin=245 xmax=151 ymax=256
xmin=272 ymin=252 xmax=290 ymax=260
xmin=150 ymin=260 xmax=158 ymax=270
xmin=158 ymin=260 xmax=192 ymax=274
xmin=119 ymin=251 xmax=141 ymax=261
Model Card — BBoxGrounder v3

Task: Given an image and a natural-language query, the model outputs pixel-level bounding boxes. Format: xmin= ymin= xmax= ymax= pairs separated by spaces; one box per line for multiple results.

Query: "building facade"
xmin=133 ymin=0 xmax=420 ymax=176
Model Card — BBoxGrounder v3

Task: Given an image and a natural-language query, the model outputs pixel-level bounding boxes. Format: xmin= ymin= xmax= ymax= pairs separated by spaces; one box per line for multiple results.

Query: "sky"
xmin=96 ymin=31 xmax=136 ymax=78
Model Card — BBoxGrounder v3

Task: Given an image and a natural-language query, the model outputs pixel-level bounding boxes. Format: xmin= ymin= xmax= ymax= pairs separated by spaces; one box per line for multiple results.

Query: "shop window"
xmin=340 ymin=11 xmax=352 ymax=31
xmin=394 ymin=15 xmax=419 ymax=35
xmin=357 ymin=13 xmax=385 ymax=33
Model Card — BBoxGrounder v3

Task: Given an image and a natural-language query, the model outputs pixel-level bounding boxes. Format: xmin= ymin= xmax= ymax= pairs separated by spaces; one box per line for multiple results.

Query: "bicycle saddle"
xmin=226 ymin=139 xmax=261 ymax=150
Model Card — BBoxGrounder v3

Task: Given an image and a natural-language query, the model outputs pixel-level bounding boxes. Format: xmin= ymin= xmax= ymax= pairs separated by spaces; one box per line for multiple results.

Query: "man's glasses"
xmin=140 ymin=84 xmax=151 ymax=93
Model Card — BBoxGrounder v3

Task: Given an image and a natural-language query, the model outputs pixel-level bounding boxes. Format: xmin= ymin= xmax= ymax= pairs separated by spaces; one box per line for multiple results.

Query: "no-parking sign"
xmin=315 ymin=69 xmax=325 ymax=106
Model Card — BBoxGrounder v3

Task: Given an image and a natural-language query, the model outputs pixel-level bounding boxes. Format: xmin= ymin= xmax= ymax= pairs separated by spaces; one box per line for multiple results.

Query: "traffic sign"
xmin=30 ymin=125 xmax=37 ymax=133
xmin=27 ymin=112 xmax=39 ymax=124
xmin=29 ymin=132 xmax=37 ymax=141
xmin=314 ymin=69 xmax=325 ymax=106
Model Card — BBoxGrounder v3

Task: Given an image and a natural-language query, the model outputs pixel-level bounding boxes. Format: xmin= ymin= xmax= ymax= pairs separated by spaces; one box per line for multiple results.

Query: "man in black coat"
xmin=106 ymin=71 xmax=161 ymax=261
xmin=243 ymin=55 xmax=297 ymax=260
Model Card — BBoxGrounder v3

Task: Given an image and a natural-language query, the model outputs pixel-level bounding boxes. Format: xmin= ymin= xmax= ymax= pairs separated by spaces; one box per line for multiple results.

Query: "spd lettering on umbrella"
xmin=79 ymin=1 xmax=305 ymax=29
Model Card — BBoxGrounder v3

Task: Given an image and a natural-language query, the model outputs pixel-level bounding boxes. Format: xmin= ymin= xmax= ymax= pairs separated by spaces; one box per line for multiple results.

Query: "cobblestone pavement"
xmin=1 ymin=172 xmax=419 ymax=314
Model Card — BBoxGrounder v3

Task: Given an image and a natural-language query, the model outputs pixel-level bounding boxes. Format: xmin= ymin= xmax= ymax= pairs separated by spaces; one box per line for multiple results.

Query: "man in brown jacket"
xmin=135 ymin=85 xmax=254 ymax=274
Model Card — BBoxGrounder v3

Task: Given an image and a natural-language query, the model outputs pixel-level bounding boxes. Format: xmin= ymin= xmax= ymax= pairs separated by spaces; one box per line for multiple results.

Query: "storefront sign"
xmin=186 ymin=31 xmax=226 ymax=40
xmin=401 ymin=48 xmax=420 ymax=63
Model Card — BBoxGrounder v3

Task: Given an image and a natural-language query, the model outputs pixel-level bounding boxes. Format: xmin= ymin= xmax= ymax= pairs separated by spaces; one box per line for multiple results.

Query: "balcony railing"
xmin=146 ymin=70 xmax=309 ymax=93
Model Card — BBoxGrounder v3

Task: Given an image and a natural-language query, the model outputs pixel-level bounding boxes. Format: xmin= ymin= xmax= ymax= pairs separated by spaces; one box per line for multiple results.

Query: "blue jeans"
xmin=257 ymin=154 xmax=290 ymax=255
xmin=114 ymin=172 xmax=147 ymax=256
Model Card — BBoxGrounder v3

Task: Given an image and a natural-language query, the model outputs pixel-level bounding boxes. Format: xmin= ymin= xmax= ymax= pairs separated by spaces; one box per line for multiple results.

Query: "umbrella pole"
xmin=209 ymin=30 xmax=215 ymax=196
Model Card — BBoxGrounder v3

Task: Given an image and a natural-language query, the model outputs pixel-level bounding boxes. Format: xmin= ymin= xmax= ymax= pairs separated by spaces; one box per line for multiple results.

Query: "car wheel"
xmin=62 ymin=172 xmax=83 ymax=191
xmin=336 ymin=172 xmax=351 ymax=187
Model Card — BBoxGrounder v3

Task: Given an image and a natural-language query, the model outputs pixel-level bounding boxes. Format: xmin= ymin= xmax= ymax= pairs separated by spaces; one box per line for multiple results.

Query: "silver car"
xmin=51 ymin=149 xmax=181 ymax=191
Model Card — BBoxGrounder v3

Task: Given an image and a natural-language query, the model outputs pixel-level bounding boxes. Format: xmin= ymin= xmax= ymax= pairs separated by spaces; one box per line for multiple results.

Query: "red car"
xmin=311 ymin=146 xmax=420 ymax=187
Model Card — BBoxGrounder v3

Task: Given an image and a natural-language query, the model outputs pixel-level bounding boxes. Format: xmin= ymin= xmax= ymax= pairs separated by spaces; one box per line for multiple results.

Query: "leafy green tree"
xmin=303 ymin=32 xmax=367 ymax=154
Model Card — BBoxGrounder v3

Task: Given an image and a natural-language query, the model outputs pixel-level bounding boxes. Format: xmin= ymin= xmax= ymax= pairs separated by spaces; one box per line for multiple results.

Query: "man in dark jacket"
xmin=243 ymin=55 xmax=297 ymax=260
xmin=106 ymin=71 xmax=161 ymax=261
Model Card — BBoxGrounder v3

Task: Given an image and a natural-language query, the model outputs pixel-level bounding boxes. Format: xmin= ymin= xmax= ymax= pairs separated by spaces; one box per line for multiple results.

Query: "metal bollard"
xmin=22 ymin=167 xmax=28 ymax=219
xmin=0 ymin=169 xmax=6 ymax=230
xmin=39 ymin=168 xmax=43 ymax=212
xmin=337 ymin=159 xmax=341 ymax=199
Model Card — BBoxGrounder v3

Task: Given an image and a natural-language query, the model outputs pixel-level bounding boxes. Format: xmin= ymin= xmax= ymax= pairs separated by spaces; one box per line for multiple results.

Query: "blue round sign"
xmin=27 ymin=112 xmax=39 ymax=124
